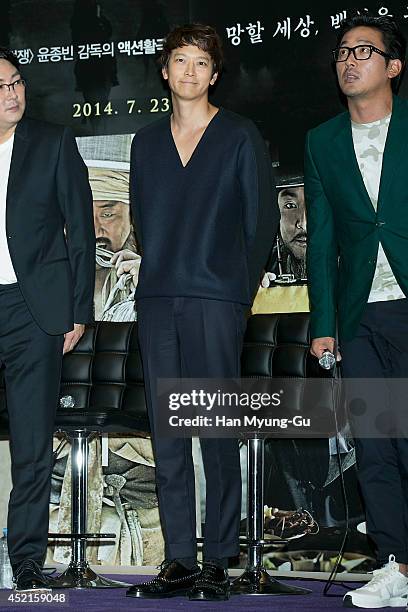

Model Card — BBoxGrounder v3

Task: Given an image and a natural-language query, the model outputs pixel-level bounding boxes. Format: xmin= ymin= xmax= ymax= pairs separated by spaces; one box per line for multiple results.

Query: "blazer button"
xmin=376 ymin=221 xmax=385 ymax=227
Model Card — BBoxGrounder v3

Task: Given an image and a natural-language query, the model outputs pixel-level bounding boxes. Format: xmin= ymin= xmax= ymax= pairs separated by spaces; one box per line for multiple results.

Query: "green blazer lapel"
xmin=7 ymin=117 xmax=29 ymax=204
xmin=333 ymin=112 xmax=375 ymax=215
xmin=378 ymin=96 xmax=408 ymax=210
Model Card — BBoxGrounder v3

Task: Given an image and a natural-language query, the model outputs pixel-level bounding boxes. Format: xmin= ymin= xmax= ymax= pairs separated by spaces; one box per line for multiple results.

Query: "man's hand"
xmin=110 ymin=250 xmax=141 ymax=290
xmin=310 ymin=336 xmax=341 ymax=361
xmin=63 ymin=323 xmax=85 ymax=354
xmin=261 ymin=271 xmax=277 ymax=288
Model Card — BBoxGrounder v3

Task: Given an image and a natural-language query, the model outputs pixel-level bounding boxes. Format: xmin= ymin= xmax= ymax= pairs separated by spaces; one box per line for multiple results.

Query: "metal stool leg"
xmin=231 ymin=435 xmax=310 ymax=596
xmin=51 ymin=430 xmax=130 ymax=588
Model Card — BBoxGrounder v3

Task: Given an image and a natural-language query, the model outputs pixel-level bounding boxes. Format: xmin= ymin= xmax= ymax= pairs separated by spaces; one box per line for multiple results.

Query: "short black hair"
xmin=160 ymin=23 xmax=223 ymax=76
xmin=0 ymin=47 xmax=20 ymax=72
xmin=336 ymin=14 xmax=407 ymax=92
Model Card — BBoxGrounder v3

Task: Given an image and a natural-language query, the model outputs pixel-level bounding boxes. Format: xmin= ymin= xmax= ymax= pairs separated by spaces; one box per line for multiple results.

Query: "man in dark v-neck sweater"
xmin=127 ymin=24 xmax=278 ymax=602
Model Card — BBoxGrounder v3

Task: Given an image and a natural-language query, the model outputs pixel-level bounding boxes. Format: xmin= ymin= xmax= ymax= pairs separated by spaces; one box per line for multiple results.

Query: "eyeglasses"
xmin=0 ymin=79 xmax=26 ymax=94
xmin=332 ymin=45 xmax=392 ymax=62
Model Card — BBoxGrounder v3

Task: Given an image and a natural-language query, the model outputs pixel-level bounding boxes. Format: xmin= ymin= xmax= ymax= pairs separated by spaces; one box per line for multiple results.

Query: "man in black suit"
xmin=0 ymin=48 xmax=94 ymax=591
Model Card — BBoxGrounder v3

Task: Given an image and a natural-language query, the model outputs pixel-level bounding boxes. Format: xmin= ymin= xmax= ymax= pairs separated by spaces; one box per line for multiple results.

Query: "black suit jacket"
xmin=6 ymin=117 xmax=95 ymax=335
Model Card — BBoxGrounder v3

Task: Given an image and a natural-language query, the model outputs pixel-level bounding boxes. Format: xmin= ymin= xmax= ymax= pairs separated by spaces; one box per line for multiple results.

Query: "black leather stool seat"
xmin=54 ymin=411 xmax=149 ymax=433
xmin=57 ymin=321 xmax=148 ymax=432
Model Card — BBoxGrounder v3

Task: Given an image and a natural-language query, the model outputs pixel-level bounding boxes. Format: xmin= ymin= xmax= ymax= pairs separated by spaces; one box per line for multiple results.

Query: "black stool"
xmin=233 ymin=313 xmax=337 ymax=595
xmin=49 ymin=321 xmax=150 ymax=588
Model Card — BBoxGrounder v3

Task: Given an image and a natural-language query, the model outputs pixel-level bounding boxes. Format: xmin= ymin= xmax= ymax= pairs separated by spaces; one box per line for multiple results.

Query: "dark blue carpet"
xmin=0 ymin=575 xmax=361 ymax=611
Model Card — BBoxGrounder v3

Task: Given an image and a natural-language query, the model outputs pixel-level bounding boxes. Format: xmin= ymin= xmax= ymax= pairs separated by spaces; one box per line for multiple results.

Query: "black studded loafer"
xmin=188 ymin=562 xmax=230 ymax=601
xmin=126 ymin=560 xmax=201 ymax=598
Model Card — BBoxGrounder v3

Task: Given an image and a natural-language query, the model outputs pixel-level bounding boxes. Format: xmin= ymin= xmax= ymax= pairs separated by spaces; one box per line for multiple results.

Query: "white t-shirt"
xmin=0 ymin=134 xmax=17 ymax=284
xmin=352 ymin=114 xmax=405 ymax=303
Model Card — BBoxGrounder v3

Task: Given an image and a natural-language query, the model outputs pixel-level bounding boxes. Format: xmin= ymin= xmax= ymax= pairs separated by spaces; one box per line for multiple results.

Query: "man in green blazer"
xmin=305 ymin=14 xmax=408 ymax=609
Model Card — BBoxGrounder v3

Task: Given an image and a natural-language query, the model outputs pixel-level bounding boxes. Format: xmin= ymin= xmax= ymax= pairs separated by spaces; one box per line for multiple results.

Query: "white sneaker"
xmin=343 ymin=555 xmax=408 ymax=608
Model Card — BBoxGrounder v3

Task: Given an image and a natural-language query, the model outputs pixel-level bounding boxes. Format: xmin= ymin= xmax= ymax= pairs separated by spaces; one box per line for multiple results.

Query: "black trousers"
xmin=0 ymin=284 xmax=63 ymax=569
xmin=341 ymin=298 xmax=408 ymax=564
xmin=137 ymin=297 xmax=245 ymax=560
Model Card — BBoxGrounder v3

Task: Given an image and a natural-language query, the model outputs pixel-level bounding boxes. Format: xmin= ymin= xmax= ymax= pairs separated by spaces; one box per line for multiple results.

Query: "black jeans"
xmin=341 ymin=298 xmax=408 ymax=564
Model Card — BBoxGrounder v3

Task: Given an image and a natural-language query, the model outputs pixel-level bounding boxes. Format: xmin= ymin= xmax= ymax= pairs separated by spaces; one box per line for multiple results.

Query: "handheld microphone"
xmin=318 ymin=350 xmax=336 ymax=370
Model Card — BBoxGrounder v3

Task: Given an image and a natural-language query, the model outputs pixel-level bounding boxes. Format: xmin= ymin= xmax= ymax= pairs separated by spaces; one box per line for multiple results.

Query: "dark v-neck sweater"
xmin=130 ymin=108 xmax=279 ymax=305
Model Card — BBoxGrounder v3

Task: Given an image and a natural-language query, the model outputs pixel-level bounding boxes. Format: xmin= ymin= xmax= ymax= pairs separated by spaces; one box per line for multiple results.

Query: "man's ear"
xmin=210 ymin=71 xmax=218 ymax=86
xmin=388 ymin=58 xmax=403 ymax=79
xmin=162 ymin=66 xmax=168 ymax=81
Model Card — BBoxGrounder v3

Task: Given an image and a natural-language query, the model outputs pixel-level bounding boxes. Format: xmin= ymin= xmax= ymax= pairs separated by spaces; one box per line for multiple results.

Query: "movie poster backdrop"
xmin=1 ymin=0 xmax=406 ymax=569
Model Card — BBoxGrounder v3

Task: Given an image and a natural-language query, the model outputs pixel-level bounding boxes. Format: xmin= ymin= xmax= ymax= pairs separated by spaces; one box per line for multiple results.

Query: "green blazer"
xmin=304 ymin=95 xmax=408 ymax=342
